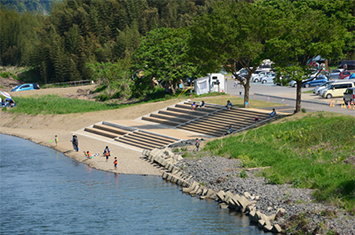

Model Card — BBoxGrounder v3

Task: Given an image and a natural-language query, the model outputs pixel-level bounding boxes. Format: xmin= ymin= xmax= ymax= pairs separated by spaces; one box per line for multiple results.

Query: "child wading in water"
xmin=114 ymin=157 xmax=118 ymax=169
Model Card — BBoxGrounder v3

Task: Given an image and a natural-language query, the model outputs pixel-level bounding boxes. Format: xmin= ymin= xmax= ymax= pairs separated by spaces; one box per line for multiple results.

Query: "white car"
xmin=313 ymin=81 xmax=336 ymax=95
xmin=260 ymin=72 xmax=276 ymax=84
xmin=252 ymin=71 xmax=269 ymax=82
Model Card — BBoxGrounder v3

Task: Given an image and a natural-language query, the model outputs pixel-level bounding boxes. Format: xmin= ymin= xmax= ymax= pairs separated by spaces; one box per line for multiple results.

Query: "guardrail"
xmin=43 ymin=80 xmax=95 ymax=88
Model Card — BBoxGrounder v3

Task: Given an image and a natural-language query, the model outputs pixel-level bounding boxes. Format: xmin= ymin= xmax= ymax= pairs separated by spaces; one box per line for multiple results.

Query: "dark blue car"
xmin=302 ymin=76 xmax=328 ymax=88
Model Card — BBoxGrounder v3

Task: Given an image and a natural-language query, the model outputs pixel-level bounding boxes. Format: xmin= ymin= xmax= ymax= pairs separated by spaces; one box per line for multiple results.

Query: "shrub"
xmin=240 ymin=170 xmax=248 ymax=178
xmin=0 ymin=72 xmax=10 ymax=78
xmin=301 ymin=108 xmax=306 ymax=113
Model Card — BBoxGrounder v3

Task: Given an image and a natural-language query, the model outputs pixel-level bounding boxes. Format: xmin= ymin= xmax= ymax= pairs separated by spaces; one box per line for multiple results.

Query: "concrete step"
xmin=158 ymin=110 xmax=198 ymax=120
xmin=115 ymin=138 xmax=154 ymax=150
xmin=194 ymin=116 xmax=257 ymax=127
xmin=121 ymin=135 xmax=165 ymax=148
xmin=116 ymin=136 xmax=162 ymax=149
xmin=166 ymin=107 xmax=207 ymax=116
xmin=221 ymin=109 xmax=269 ymax=117
xmin=84 ymin=127 xmax=119 ymax=138
xmin=177 ymin=125 xmax=223 ymax=137
xmin=142 ymin=116 xmax=181 ymax=126
xmin=175 ymin=104 xmax=216 ymax=113
xmin=125 ymin=132 xmax=172 ymax=146
xmin=134 ymin=131 xmax=177 ymax=143
xmin=184 ymin=102 xmax=223 ymax=110
xmin=150 ymin=113 xmax=189 ymax=123
xmin=182 ymin=121 xmax=244 ymax=132
xmin=93 ymin=124 xmax=129 ymax=135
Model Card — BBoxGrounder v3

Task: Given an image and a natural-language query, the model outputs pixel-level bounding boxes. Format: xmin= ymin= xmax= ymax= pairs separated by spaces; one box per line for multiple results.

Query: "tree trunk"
xmin=170 ymin=81 xmax=176 ymax=94
xmin=244 ymin=79 xmax=250 ymax=108
xmin=295 ymin=80 xmax=302 ymax=113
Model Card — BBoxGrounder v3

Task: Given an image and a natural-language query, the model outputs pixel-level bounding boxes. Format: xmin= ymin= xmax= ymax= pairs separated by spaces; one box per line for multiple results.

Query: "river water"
xmin=0 ymin=134 xmax=267 ymax=235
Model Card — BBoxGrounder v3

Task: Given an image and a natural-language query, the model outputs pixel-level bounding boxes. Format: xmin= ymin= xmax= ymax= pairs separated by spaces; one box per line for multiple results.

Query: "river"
xmin=0 ymin=134 xmax=267 ymax=234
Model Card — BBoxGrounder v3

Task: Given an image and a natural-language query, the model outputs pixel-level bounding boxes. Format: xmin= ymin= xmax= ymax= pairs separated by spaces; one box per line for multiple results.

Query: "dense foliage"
xmin=0 ymin=0 xmax=354 ymax=101
xmin=0 ymin=0 xmax=212 ymax=84
xmin=0 ymin=0 xmax=55 ymax=14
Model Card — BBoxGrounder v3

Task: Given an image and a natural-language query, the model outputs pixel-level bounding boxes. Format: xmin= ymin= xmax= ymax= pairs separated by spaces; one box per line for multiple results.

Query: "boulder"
xmin=263 ymin=224 xmax=273 ymax=232
xmin=244 ymin=191 xmax=251 ymax=199
xmin=166 ymin=174 xmax=172 ymax=181
xmin=271 ymin=224 xmax=282 ymax=233
xmin=216 ymin=190 xmax=226 ymax=201
xmin=258 ymin=220 xmax=266 ymax=228
xmin=205 ymin=189 xmax=215 ymax=198
xmin=219 ymin=203 xmax=229 ymax=209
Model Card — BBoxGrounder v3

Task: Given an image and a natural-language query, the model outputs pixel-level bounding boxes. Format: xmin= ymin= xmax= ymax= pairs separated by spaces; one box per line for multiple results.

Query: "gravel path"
xmin=175 ymin=154 xmax=355 ymax=235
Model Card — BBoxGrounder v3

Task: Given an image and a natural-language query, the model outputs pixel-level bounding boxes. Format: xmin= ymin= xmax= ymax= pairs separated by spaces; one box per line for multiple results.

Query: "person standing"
xmin=195 ymin=138 xmax=200 ymax=151
xmin=71 ymin=134 xmax=79 ymax=152
xmin=114 ymin=157 xmax=118 ymax=169
xmin=55 ymin=135 xmax=58 ymax=146
xmin=103 ymin=146 xmax=111 ymax=162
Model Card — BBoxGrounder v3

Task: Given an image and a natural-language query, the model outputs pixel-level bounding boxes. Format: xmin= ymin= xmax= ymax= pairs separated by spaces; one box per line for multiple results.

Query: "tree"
xmin=87 ymin=60 xmax=132 ymax=99
xmin=188 ymin=1 xmax=273 ymax=107
xmin=132 ymin=27 xmax=200 ymax=96
xmin=266 ymin=1 xmax=349 ymax=112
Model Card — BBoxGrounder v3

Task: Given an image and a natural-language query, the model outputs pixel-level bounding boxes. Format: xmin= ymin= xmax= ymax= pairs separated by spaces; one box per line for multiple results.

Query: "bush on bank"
xmin=204 ymin=112 xmax=355 ymax=211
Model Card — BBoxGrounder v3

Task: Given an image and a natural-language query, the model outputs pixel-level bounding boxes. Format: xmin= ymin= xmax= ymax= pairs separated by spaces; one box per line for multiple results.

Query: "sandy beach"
xmin=0 ymin=97 xmax=182 ymax=176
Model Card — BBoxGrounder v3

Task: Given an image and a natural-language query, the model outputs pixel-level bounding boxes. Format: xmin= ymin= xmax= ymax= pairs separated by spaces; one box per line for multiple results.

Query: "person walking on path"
xmin=55 ymin=135 xmax=58 ymax=146
xmin=71 ymin=134 xmax=79 ymax=152
xmin=195 ymin=138 xmax=200 ymax=151
xmin=103 ymin=146 xmax=111 ymax=162
xmin=114 ymin=157 xmax=118 ymax=169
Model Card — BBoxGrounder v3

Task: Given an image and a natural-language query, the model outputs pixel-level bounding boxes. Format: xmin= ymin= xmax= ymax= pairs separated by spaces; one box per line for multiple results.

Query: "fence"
xmin=43 ymin=80 xmax=95 ymax=88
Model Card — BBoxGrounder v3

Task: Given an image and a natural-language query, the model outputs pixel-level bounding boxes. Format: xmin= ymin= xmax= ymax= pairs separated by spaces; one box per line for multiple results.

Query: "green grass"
xmin=302 ymin=90 xmax=314 ymax=94
xmin=2 ymin=95 xmax=127 ymax=114
xmin=204 ymin=112 xmax=355 ymax=211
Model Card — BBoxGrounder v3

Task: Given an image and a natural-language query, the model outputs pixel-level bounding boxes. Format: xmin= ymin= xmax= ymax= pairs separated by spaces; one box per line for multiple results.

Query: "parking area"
xmin=225 ymin=80 xmax=355 ymax=116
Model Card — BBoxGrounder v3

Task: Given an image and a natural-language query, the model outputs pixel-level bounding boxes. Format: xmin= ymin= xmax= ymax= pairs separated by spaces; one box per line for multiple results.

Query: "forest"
xmin=0 ymin=0 xmax=354 ymax=99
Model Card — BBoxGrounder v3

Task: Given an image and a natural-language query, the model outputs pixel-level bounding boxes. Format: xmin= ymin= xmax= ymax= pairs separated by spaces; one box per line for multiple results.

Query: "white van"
xmin=343 ymin=87 xmax=355 ymax=105
xmin=322 ymin=81 xmax=355 ymax=99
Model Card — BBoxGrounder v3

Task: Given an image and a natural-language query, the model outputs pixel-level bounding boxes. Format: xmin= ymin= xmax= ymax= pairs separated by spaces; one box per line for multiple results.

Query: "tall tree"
xmin=188 ymin=1 xmax=273 ymax=107
xmin=132 ymin=27 xmax=200 ymax=96
xmin=266 ymin=1 xmax=349 ymax=112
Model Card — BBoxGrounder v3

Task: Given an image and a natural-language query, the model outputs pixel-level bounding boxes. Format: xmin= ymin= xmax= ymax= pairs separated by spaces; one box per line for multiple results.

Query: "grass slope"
xmin=2 ymin=93 xmax=282 ymax=115
xmin=204 ymin=112 xmax=355 ymax=211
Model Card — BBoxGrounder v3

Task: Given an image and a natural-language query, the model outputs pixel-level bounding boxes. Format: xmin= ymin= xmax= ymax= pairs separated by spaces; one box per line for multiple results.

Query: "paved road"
xmin=225 ymin=80 xmax=355 ymax=116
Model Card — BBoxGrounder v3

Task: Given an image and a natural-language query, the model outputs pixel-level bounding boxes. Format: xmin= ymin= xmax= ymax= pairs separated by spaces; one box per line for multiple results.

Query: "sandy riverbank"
xmin=0 ymin=99 xmax=181 ymax=175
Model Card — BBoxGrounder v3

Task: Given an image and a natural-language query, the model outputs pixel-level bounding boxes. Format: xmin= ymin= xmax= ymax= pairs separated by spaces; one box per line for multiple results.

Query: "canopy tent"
xmin=194 ymin=76 xmax=210 ymax=95
xmin=0 ymin=91 xmax=11 ymax=99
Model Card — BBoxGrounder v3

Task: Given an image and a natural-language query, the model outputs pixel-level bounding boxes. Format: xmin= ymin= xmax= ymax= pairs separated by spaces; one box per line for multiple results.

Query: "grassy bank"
xmin=204 ymin=112 xmax=355 ymax=211
xmin=2 ymin=93 xmax=282 ymax=115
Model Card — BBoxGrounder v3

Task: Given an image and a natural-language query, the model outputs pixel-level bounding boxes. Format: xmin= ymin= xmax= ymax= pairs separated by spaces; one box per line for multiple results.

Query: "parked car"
xmin=302 ymin=76 xmax=328 ymax=88
xmin=11 ymin=83 xmax=40 ymax=92
xmin=339 ymin=70 xmax=355 ymax=79
xmin=338 ymin=60 xmax=355 ymax=70
xmin=252 ymin=71 xmax=269 ymax=82
xmin=313 ymin=81 xmax=336 ymax=95
xmin=344 ymin=73 xmax=355 ymax=80
xmin=260 ymin=72 xmax=276 ymax=84
xmin=329 ymin=69 xmax=343 ymax=79
xmin=322 ymin=81 xmax=355 ymax=99
xmin=343 ymin=87 xmax=355 ymax=105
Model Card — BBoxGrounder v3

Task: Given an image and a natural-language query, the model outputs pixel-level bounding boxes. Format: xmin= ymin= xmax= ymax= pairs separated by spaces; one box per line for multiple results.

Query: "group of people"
xmin=191 ymin=100 xmax=205 ymax=110
xmin=66 ymin=134 xmax=118 ymax=169
xmin=0 ymin=97 xmax=16 ymax=108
